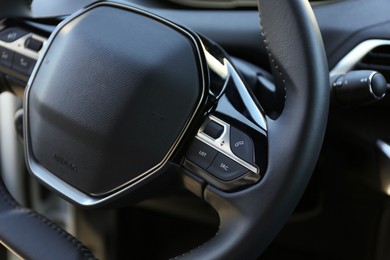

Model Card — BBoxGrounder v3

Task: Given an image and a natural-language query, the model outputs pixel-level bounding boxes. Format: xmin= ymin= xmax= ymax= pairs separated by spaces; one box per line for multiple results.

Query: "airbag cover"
xmin=25 ymin=5 xmax=202 ymax=195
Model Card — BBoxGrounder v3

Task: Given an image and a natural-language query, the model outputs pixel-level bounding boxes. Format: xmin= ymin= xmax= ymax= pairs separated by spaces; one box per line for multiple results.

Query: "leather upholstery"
xmin=180 ymin=0 xmax=329 ymax=259
xmin=0 ymin=179 xmax=95 ymax=260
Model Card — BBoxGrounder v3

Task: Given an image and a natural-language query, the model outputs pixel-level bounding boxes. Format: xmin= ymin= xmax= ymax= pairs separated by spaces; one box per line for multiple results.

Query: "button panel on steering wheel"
xmin=184 ymin=114 xmax=266 ymax=191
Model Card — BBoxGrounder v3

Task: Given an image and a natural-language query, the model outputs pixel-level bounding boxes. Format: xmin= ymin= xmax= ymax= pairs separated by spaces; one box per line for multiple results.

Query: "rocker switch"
xmin=203 ymin=121 xmax=224 ymax=139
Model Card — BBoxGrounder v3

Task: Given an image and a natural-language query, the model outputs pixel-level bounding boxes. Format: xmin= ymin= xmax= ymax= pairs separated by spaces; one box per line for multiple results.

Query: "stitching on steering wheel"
xmin=259 ymin=20 xmax=287 ymax=98
xmin=171 ymin=224 xmax=222 ymax=259
xmin=0 ymin=183 xmax=95 ymax=259
xmin=173 ymin=8 xmax=288 ymax=260
xmin=26 ymin=211 xmax=96 ymax=260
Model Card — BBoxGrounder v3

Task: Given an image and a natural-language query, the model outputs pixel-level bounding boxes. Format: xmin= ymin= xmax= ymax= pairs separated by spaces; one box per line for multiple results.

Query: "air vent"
xmin=355 ymin=45 xmax=390 ymax=82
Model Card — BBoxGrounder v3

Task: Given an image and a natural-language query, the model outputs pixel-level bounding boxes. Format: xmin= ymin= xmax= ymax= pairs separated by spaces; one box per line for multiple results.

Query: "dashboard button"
xmin=207 ymin=153 xmax=248 ymax=181
xmin=230 ymin=127 xmax=254 ymax=164
xmin=12 ymin=54 xmax=36 ymax=76
xmin=0 ymin=46 xmax=14 ymax=68
xmin=186 ymin=139 xmax=218 ymax=170
xmin=25 ymin=37 xmax=43 ymax=52
xmin=0 ymin=28 xmax=28 ymax=42
xmin=203 ymin=120 xmax=224 ymax=139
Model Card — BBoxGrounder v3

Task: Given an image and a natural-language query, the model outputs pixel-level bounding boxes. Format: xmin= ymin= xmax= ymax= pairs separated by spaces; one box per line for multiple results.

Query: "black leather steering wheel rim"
xmin=178 ymin=0 xmax=329 ymax=258
xmin=0 ymin=177 xmax=95 ymax=260
xmin=0 ymin=0 xmax=329 ymax=259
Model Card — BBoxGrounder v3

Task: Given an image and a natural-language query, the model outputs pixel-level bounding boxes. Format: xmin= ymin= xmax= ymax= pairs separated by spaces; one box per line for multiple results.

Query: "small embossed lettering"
xmin=53 ymin=154 xmax=78 ymax=173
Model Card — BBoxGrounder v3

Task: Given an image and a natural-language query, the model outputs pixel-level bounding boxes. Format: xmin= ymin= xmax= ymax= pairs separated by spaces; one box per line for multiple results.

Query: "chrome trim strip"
xmin=368 ymin=71 xmax=385 ymax=99
xmin=227 ymin=62 xmax=267 ymax=131
xmin=330 ymin=39 xmax=390 ymax=77
xmin=24 ymin=2 xmax=207 ymax=206
xmin=376 ymin=140 xmax=390 ymax=196
xmin=0 ymin=21 xmax=5 ymax=31
xmin=378 ymin=140 xmax=390 ymax=159
xmin=0 ymin=33 xmax=46 ymax=60
xmin=184 ymin=159 xmax=260 ymax=191
xmin=212 ymin=60 xmax=267 ymax=134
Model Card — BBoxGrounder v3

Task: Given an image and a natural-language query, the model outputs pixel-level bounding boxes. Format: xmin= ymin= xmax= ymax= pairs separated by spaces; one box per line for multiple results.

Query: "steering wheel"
xmin=0 ymin=0 xmax=329 ymax=259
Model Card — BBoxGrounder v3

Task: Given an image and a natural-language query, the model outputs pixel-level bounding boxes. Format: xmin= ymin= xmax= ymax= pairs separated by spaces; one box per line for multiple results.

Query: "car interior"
xmin=0 ymin=0 xmax=389 ymax=259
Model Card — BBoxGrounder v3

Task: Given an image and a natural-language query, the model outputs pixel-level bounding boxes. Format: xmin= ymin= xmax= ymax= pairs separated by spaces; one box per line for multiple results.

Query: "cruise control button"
xmin=230 ymin=127 xmax=254 ymax=164
xmin=12 ymin=54 xmax=36 ymax=76
xmin=203 ymin=120 xmax=224 ymax=139
xmin=0 ymin=46 xmax=14 ymax=68
xmin=0 ymin=28 xmax=28 ymax=42
xmin=207 ymin=153 xmax=248 ymax=181
xmin=186 ymin=139 xmax=218 ymax=170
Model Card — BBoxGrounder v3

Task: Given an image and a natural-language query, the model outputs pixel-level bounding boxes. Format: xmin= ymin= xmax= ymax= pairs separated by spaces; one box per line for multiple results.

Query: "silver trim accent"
xmin=0 ymin=22 xmax=6 ymax=31
xmin=376 ymin=140 xmax=390 ymax=196
xmin=227 ymin=61 xmax=267 ymax=131
xmin=368 ymin=71 xmax=385 ymax=99
xmin=330 ymin=39 xmax=390 ymax=77
xmin=213 ymin=60 xmax=267 ymax=134
xmin=184 ymin=159 xmax=260 ymax=191
xmin=23 ymin=2 xmax=207 ymax=206
xmin=196 ymin=116 xmax=258 ymax=174
xmin=378 ymin=140 xmax=390 ymax=159
xmin=0 ymin=32 xmax=46 ymax=60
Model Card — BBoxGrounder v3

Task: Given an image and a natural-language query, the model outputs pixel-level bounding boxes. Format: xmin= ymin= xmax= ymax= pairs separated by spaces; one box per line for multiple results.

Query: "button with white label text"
xmin=207 ymin=153 xmax=248 ymax=181
xmin=186 ymin=139 xmax=218 ymax=170
xmin=12 ymin=53 xmax=36 ymax=76
xmin=0 ymin=28 xmax=28 ymax=43
xmin=0 ymin=46 xmax=14 ymax=68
